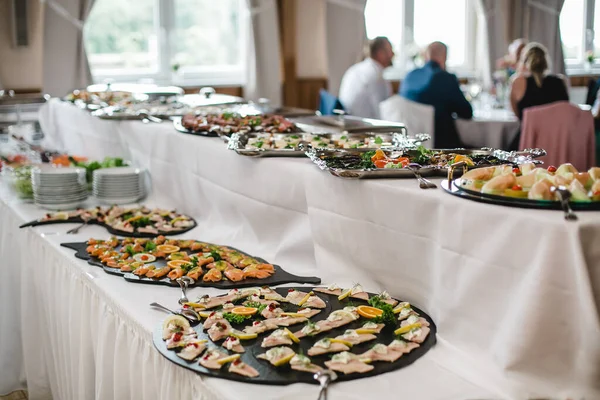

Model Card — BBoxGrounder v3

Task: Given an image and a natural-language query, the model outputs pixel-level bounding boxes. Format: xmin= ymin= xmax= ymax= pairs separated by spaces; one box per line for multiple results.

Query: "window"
xmin=559 ymin=0 xmax=600 ymax=71
xmin=560 ymin=0 xmax=586 ymax=62
xmin=365 ymin=0 xmax=478 ymax=78
xmin=413 ymin=0 xmax=467 ymax=66
xmin=84 ymin=0 xmax=247 ymax=85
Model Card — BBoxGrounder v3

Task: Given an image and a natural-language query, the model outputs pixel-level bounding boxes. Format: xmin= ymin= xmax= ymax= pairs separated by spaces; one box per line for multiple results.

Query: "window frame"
xmin=562 ymin=0 xmax=600 ymax=74
xmin=85 ymin=0 xmax=248 ymax=87
xmin=375 ymin=0 xmax=479 ymax=80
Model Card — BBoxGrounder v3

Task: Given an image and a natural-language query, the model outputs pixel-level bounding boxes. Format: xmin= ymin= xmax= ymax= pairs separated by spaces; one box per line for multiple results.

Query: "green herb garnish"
xmin=340 ymin=135 xmax=347 ymax=140
xmin=360 ymin=151 xmax=376 ymax=169
xmin=290 ymin=135 xmax=299 ymax=139
xmin=368 ymin=296 xmax=396 ymax=327
xmin=210 ymin=250 xmax=222 ymax=262
xmin=223 ymin=312 xmax=251 ymax=324
xmin=405 ymin=145 xmax=433 ymax=165
xmin=125 ymin=245 xmax=136 ymax=256
xmin=130 ymin=217 xmax=152 ymax=228
xmin=374 ymin=136 xmax=383 ymax=144
xmin=244 ymin=301 xmax=267 ymax=314
xmin=121 ymin=213 xmax=133 ymax=221
xmin=255 ymin=141 xmax=264 ymax=148
xmin=144 ymin=241 xmax=157 ymax=252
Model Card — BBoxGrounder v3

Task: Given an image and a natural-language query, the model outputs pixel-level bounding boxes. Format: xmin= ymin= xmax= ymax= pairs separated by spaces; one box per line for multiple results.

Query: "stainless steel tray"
xmin=228 ymin=132 xmax=414 ymax=157
xmin=432 ymin=148 xmax=547 ymax=176
xmin=306 ymin=147 xmax=436 ymax=179
xmin=289 ymin=115 xmax=407 ymax=134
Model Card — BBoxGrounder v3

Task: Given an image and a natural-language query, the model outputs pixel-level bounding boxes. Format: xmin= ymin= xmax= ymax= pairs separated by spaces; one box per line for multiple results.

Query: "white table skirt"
xmin=2 ymin=99 xmax=599 ymax=399
xmin=0 ymin=188 xmax=494 ymax=400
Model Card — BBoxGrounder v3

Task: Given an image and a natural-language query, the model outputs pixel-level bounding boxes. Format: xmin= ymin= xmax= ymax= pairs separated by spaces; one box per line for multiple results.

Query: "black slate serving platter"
xmin=20 ymin=215 xmax=197 ymax=237
xmin=61 ymin=242 xmax=321 ymax=289
xmin=442 ymin=179 xmax=600 ymax=211
xmin=153 ymin=286 xmax=436 ymax=385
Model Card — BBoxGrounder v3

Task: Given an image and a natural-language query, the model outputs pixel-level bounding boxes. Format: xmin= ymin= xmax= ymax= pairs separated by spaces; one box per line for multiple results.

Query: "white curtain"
xmin=525 ymin=0 xmax=566 ymax=74
xmin=41 ymin=0 xmax=95 ymax=96
xmin=244 ymin=0 xmax=282 ymax=107
xmin=325 ymin=0 xmax=368 ymax=96
xmin=479 ymin=0 xmax=509 ymax=88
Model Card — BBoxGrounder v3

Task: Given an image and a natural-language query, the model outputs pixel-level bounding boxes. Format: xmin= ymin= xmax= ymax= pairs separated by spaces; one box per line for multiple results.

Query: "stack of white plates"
xmin=32 ymin=166 xmax=88 ymax=210
xmin=92 ymin=167 xmax=146 ymax=204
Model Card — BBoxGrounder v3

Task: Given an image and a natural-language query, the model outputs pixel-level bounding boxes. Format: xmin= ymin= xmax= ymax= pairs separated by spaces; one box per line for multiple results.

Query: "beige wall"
xmin=295 ymin=0 xmax=327 ymax=78
xmin=0 ymin=0 xmax=44 ymax=90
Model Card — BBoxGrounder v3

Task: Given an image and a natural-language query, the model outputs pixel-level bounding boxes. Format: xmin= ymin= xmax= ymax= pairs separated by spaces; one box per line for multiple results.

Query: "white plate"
xmin=95 ymin=195 xmax=143 ymax=204
xmin=93 ymin=167 xmax=143 ymax=177
xmin=32 ymin=165 xmax=86 ymax=175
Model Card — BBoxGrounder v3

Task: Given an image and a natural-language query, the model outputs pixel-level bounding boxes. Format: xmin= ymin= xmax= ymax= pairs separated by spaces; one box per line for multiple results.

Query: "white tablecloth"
xmin=3 ymin=99 xmax=600 ymax=399
xmin=0 ymin=185 xmax=494 ymax=400
xmin=456 ymin=108 xmax=519 ymax=149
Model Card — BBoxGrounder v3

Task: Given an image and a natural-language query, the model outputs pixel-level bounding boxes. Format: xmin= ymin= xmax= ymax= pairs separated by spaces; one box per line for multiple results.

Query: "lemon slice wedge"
xmin=337 ymin=288 xmax=352 ymax=301
xmin=162 ymin=315 xmax=190 ymax=331
xmin=231 ymin=330 xmax=258 ymax=340
xmin=273 ymin=352 xmax=295 ymax=367
xmin=183 ymin=302 xmax=206 ymax=309
xmin=216 ymin=354 xmax=241 ymax=365
xmin=297 ymin=291 xmax=314 ymax=307
xmin=393 ymin=303 xmax=410 ymax=314
xmin=355 ymin=328 xmax=378 ymax=334
xmin=281 ymin=312 xmax=304 ymax=318
xmin=54 ymin=212 xmax=70 ymax=220
xmin=329 ymin=338 xmax=353 ymax=347
xmin=197 ymin=311 xmax=212 ymax=318
xmin=359 ymin=357 xmax=372 ymax=364
xmin=284 ymin=328 xmax=300 ymax=343
xmin=394 ymin=323 xmax=421 ymax=336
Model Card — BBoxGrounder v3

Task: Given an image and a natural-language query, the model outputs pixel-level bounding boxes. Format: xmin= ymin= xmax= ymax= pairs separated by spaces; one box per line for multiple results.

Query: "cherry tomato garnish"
xmin=141 ymin=255 xmax=148 ymax=261
xmin=173 ymin=332 xmax=183 ymax=342
xmin=547 ymin=165 xmax=557 ymax=173
xmin=512 ymin=167 xmax=521 ymax=175
xmin=511 ymin=185 xmax=523 ymax=191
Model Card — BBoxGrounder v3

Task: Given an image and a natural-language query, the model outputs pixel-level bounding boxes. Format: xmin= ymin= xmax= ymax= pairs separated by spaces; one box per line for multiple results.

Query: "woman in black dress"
xmin=508 ymin=42 xmax=569 ymax=150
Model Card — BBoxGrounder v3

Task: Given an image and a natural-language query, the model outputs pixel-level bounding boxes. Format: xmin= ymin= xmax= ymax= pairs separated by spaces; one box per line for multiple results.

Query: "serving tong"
xmin=552 ymin=186 xmax=578 ymax=221
xmin=407 ymin=163 xmax=437 ymax=189
xmin=314 ymin=369 xmax=338 ymax=400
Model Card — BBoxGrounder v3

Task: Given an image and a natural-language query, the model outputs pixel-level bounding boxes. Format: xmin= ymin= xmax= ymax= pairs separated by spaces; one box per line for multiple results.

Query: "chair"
xmin=318 ymin=89 xmax=345 ymax=116
xmin=585 ymin=78 xmax=599 ymax=107
xmin=379 ymin=96 xmax=435 ymax=148
xmin=520 ymin=101 xmax=596 ymax=170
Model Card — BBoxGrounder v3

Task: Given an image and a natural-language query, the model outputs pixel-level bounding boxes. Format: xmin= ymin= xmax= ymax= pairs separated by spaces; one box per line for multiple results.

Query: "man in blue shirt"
xmin=400 ymin=42 xmax=473 ymax=148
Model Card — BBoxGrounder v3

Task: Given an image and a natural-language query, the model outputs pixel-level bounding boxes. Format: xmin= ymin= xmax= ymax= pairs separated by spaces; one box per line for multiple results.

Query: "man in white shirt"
xmin=338 ymin=37 xmax=394 ymax=119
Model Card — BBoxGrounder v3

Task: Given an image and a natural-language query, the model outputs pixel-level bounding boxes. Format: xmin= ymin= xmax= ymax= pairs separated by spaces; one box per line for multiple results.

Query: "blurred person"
xmin=497 ymin=38 xmax=527 ymax=76
xmin=400 ymin=41 xmax=473 ymax=148
xmin=338 ymin=36 xmax=394 ymax=119
xmin=508 ymin=42 xmax=569 ymax=150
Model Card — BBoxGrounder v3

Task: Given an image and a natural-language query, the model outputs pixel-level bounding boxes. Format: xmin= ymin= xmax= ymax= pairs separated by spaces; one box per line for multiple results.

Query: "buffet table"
xmin=2 ymin=99 xmax=599 ymax=399
xmin=0 ymin=180 xmax=494 ymax=400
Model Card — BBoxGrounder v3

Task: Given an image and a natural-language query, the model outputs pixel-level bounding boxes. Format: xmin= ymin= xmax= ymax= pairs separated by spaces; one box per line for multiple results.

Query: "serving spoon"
xmin=150 ymin=302 xmax=200 ymax=324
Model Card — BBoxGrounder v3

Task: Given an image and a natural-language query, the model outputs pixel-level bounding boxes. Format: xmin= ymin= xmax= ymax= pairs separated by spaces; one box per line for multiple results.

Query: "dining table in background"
xmin=456 ymin=92 xmax=520 ymax=150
